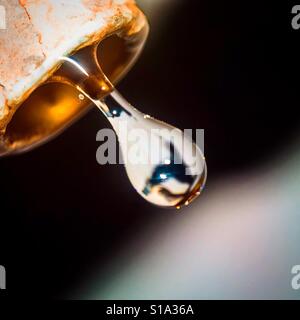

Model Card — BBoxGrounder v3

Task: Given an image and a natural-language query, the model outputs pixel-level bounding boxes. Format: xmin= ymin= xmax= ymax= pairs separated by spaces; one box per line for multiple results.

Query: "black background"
xmin=0 ymin=1 xmax=296 ymax=298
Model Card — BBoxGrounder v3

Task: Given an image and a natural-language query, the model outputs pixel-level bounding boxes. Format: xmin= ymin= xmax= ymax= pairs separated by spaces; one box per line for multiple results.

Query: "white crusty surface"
xmin=0 ymin=0 xmax=141 ymax=129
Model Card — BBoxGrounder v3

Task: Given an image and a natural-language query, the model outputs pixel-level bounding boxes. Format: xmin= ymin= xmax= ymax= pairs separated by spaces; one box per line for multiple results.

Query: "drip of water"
xmin=51 ymin=45 xmax=207 ymax=209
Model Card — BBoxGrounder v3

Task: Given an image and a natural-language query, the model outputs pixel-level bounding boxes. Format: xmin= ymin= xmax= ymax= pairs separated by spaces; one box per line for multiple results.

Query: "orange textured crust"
xmin=0 ymin=0 xmax=146 ymax=132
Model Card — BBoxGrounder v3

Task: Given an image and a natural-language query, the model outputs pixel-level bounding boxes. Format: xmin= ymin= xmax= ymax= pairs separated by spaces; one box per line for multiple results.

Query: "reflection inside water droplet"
xmin=52 ymin=45 xmax=207 ymax=208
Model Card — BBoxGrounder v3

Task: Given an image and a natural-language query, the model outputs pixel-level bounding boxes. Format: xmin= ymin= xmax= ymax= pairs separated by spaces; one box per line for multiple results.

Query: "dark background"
xmin=0 ymin=1 xmax=296 ymax=298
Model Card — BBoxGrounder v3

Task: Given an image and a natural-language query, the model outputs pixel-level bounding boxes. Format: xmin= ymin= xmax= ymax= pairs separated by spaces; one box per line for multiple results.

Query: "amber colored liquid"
xmin=5 ymin=28 xmax=147 ymax=151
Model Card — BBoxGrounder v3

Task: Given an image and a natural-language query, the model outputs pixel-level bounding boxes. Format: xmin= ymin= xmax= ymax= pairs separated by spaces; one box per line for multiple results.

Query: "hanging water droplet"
xmin=51 ymin=45 xmax=207 ymax=209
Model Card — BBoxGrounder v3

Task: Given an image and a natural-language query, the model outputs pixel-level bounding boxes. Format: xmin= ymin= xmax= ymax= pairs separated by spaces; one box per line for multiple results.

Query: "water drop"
xmin=51 ymin=45 xmax=207 ymax=208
